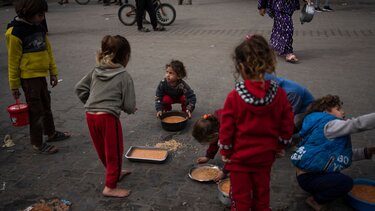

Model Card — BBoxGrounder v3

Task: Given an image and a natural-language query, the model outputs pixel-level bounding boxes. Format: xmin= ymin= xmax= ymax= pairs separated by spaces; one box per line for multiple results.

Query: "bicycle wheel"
xmin=118 ymin=4 xmax=137 ymax=26
xmin=155 ymin=3 xmax=176 ymax=26
xmin=75 ymin=0 xmax=90 ymax=5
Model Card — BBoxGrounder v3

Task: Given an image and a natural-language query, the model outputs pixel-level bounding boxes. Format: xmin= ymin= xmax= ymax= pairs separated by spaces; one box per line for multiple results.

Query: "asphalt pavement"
xmin=0 ymin=0 xmax=375 ymax=210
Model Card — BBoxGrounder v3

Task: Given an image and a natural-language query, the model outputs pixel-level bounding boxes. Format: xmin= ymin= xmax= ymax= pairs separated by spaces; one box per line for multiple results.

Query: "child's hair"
xmin=15 ymin=0 xmax=48 ymax=20
xmin=97 ymin=35 xmax=131 ymax=67
xmin=305 ymin=95 xmax=343 ymax=115
xmin=165 ymin=60 xmax=187 ymax=79
xmin=233 ymin=34 xmax=276 ymax=80
xmin=192 ymin=114 xmax=219 ymax=143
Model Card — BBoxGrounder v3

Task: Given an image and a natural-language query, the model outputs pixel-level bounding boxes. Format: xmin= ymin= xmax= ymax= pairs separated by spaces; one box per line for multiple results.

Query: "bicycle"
xmin=118 ymin=0 xmax=176 ymax=26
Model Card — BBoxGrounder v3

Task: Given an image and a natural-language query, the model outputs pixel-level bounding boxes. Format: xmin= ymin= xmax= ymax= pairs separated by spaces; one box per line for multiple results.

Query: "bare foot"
xmin=102 ymin=186 xmax=130 ymax=198
xmin=119 ymin=169 xmax=132 ymax=182
xmin=305 ymin=196 xmax=322 ymax=211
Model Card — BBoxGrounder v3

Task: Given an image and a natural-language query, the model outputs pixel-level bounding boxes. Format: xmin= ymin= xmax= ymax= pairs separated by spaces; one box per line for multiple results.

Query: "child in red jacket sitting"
xmin=219 ymin=34 xmax=294 ymax=211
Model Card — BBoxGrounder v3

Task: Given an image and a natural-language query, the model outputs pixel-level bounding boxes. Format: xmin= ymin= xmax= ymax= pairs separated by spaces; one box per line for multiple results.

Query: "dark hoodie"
xmin=75 ymin=65 xmax=136 ymax=118
xmin=219 ymin=80 xmax=294 ymax=172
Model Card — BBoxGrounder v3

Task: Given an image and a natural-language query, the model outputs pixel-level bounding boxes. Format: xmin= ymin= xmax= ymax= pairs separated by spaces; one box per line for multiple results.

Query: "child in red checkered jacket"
xmin=219 ymin=34 xmax=294 ymax=210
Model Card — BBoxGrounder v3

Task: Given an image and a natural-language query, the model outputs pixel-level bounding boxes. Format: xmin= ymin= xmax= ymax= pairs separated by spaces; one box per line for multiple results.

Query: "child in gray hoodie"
xmin=75 ymin=35 xmax=136 ymax=198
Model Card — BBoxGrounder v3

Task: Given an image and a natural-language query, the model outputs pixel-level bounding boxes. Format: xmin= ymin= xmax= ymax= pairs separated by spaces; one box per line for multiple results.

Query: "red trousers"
xmin=163 ymin=95 xmax=187 ymax=112
xmin=86 ymin=113 xmax=124 ymax=189
xmin=230 ymin=171 xmax=271 ymax=211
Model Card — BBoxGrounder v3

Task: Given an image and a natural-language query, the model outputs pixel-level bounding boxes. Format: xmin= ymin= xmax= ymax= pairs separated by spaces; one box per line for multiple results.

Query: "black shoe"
xmin=315 ymin=7 xmax=323 ymax=12
xmin=322 ymin=6 xmax=333 ymax=12
xmin=138 ymin=27 xmax=150 ymax=32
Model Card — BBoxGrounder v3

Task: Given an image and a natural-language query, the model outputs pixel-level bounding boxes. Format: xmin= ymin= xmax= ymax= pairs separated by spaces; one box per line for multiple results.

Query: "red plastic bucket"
xmin=7 ymin=100 xmax=29 ymax=127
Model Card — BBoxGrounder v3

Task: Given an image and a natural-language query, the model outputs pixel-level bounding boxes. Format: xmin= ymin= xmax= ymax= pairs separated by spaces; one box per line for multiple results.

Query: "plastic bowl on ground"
xmin=160 ymin=111 xmax=188 ymax=131
xmin=347 ymin=178 xmax=375 ymax=211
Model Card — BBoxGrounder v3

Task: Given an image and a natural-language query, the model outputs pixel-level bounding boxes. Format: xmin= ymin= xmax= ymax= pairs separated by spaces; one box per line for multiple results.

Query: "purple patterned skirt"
xmin=270 ymin=11 xmax=294 ymax=55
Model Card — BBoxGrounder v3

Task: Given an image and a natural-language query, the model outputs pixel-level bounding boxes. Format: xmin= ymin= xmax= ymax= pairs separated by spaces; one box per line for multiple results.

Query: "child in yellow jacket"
xmin=6 ymin=0 xmax=70 ymax=154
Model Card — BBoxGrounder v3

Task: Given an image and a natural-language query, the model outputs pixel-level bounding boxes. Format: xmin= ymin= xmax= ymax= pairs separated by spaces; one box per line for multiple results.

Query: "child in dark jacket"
xmin=75 ymin=35 xmax=136 ymax=198
xmin=290 ymin=95 xmax=375 ymax=210
xmin=192 ymin=109 xmax=225 ymax=181
xmin=155 ymin=60 xmax=196 ymax=118
xmin=219 ymin=34 xmax=294 ymax=211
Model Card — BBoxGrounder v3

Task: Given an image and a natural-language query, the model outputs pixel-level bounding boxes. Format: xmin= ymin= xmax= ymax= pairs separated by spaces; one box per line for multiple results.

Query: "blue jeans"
xmin=296 ymin=172 xmax=353 ymax=204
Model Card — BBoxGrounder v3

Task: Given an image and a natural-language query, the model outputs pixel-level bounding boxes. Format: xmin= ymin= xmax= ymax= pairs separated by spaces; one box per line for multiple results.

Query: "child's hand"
xmin=186 ymin=110 xmax=192 ymax=119
xmin=276 ymin=149 xmax=286 ymax=158
xmin=11 ymin=89 xmax=21 ymax=99
xmin=156 ymin=111 xmax=163 ymax=118
xmin=221 ymin=155 xmax=231 ymax=163
xmin=259 ymin=8 xmax=266 ymax=16
xmin=50 ymin=75 xmax=58 ymax=87
xmin=214 ymin=170 xmax=225 ymax=182
xmin=196 ymin=156 xmax=209 ymax=164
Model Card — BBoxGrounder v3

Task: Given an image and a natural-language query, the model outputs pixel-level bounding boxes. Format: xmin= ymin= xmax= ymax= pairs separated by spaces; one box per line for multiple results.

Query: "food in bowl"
xmin=128 ymin=148 xmax=168 ymax=160
xmin=161 ymin=116 xmax=187 ymax=124
xmin=190 ymin=166 xmax=220 ymax=181
xmin=219 ymin=179 xmax=231 ymax=195
xmin=350 ymin=184 xmax=375 ymax=203
xmin=217 ymin=178 xmax=231 ymax=206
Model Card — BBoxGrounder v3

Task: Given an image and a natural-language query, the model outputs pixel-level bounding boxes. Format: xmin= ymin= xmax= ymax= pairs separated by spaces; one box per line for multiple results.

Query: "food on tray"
xmin=128 ymin=148 xmax=167 ymax=160
xmin=350 ymin=184 xmax=375 ymax=203
xmin=191 ymin=166 xmax=219 ymax=181
xmin=161 ymin=116 xmax=186 ymax=124
xmin=219 ymin=179 xmax=231 ymax=195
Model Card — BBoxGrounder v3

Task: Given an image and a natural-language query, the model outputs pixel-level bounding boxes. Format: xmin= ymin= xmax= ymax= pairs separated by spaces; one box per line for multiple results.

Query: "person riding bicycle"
xmin=136 ymin=0 xmax=165 ymax=32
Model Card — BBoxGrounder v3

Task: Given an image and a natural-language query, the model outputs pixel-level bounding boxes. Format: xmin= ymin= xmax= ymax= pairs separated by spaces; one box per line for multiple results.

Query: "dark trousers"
xmin=297 ymin=172 xmax=353 ymax=204
xmin=21 ymin=77 xmax=55 ymax=146
xmin=86 ymin=113 xmax=123 ymax=189
xmin=136 ymin=0 xmax=157 ymax=29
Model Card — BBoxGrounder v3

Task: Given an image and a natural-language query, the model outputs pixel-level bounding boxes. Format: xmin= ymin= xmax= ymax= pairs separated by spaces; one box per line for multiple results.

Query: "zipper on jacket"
xmin=322 ymin=156 xmax=335 ymax=172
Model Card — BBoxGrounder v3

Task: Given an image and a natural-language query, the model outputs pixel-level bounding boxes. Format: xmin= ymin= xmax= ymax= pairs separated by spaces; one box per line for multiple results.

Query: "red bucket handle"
xmin=15 ymin=99 xmax=21 ymax=109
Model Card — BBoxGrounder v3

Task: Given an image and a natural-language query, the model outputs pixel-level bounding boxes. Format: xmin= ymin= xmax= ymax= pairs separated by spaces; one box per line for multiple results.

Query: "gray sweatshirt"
xmin=324 ymin=112 xmax=375 ymax=160
xmin=75 ymin=66 xmax=136 ymax=118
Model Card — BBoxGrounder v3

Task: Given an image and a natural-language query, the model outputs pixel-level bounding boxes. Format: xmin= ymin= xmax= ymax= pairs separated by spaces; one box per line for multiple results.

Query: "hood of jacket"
xmin=94 ymin=65 xmax=126 ymax=81
xmin=299 ymin=112 xmax=337 ymax=139
xmin=235 ymin=79 xmax=280 ymax=115
xmin=7 ymin=17 xmax=34 ymax=29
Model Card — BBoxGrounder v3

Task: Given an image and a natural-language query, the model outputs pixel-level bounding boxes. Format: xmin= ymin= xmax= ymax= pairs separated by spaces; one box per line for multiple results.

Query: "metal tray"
xmin=188 ymin=164 xmax=221 ymax=182
xmin=125 ymin=146 xmax=168 ymax=163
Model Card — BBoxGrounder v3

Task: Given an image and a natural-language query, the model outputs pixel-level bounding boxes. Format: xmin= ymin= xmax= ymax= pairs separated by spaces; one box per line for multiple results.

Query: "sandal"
xmin=154 ymin=26 xmax=166 ymax=31
xmin=286 ymin=53 xmax=299 ymax=63
xmin=46 ymin=131 xmax=71 ymax=142
xmin=138 ymin=27 xmax=150 ymax=32
xmin=33 ymin=143 xmax=58 ymax=154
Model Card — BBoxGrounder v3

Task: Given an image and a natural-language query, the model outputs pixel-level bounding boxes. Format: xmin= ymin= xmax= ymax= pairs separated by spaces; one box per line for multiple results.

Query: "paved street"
xmin=0 ymin=0 xmax=375 ymax=210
